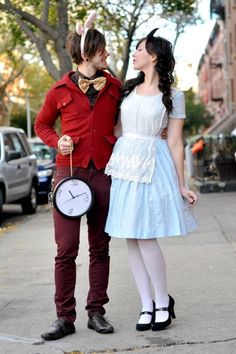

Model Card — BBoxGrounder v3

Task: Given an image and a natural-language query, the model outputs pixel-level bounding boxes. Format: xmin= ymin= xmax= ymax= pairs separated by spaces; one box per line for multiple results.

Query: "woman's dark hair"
xmin=66 ymin=28 xmax=106 ymax=65
xmin=122 ymin=29 xmax=175 ymax=114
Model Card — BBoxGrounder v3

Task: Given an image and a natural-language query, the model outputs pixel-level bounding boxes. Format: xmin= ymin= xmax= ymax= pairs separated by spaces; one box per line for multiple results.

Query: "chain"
xmin=69 ymin=146 xmax=73 ymax=177
xmin=48 ymin=141 xmax=73 ymax=206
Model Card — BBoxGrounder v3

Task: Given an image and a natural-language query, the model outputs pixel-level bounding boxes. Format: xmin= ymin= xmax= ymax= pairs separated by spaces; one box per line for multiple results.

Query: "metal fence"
xmin=192 ymin=136 xmax=236 ymax=182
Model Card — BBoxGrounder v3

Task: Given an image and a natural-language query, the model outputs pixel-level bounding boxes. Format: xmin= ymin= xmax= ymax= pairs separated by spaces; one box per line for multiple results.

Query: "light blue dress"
xmin=105 ymin=87 xmax=198 ymax=239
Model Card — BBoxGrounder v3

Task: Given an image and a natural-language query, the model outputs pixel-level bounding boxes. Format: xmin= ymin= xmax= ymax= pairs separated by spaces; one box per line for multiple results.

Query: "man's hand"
xmin=58 ymin=135 xmax=73 ymax=155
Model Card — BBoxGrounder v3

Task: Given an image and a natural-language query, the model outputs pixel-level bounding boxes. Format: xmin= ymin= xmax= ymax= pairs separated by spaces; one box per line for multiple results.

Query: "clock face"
xmin=53 ymin=177 xmax=94 ymax=218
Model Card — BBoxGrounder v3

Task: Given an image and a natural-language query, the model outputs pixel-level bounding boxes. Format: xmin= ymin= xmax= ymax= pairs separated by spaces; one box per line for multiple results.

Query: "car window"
xmin=4 ymin=134 xmax=15 ymax=154
xmin=31 ymin=143 xmax=52 ymax=160
xmin=10 ymin=133 xmax=27 ymax=157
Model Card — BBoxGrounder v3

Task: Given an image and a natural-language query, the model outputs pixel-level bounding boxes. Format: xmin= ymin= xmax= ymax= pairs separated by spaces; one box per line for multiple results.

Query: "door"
xmin=3 ymin=132 xmax=31 ymax=202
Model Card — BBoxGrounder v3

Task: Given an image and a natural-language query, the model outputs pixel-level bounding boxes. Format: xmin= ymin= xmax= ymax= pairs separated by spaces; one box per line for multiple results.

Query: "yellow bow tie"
xmin=78 ymin=76 xmax=106 ymax=93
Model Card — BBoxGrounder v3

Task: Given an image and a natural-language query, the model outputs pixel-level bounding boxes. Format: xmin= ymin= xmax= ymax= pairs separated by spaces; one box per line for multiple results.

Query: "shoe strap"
xmin=140 ymin=311 xmax=153 ymax=316
xmin=155 ymin=307 xmax=168 ymax=312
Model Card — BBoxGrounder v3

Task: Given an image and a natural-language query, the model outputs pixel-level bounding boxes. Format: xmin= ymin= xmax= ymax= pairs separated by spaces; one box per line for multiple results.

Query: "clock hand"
xmin=63 ymin=192 xmax=87 ymax=204
xmin=64 ymin=197 xmax=75 ymax=203
xmin=74 ymin=192 xmax=86 ymax=198
xmin=69 ymin=190 xmax=75 ymax=199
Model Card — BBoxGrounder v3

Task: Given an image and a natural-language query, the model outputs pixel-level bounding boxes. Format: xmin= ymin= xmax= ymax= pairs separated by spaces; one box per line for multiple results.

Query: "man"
xmin=35 ymin=14 xmax=121 ymax=340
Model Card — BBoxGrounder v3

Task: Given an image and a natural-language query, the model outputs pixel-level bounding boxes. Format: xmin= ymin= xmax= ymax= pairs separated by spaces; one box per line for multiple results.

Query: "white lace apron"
xmin=105 ymin=133 xmax=158 ymax=183
xmin=105 ymin=88 xmax=185 ymax=183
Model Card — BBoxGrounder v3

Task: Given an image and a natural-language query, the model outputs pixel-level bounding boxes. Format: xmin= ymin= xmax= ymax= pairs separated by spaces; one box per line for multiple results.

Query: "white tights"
xmin=127 ymin=238 xmax=169 ymax=323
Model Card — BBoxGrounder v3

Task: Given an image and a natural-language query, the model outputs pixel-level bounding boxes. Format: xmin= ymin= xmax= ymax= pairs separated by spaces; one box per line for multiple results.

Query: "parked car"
xmin=0 ymin=127 xmax=38 ymax=218
xmin=28 ymin=137 xmax=56 ymax=203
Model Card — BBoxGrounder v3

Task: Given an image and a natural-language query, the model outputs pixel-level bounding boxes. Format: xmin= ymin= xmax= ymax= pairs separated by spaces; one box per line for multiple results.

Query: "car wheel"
xmin=21 ymin=184 xmax=38 ymax=215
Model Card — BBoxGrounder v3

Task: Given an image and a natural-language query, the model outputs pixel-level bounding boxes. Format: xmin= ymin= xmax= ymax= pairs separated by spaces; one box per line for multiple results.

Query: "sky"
xmin=174 ymin=0 xmax=215 ymax=90
xmin=126 ymin=0 xmax=215 ymax=92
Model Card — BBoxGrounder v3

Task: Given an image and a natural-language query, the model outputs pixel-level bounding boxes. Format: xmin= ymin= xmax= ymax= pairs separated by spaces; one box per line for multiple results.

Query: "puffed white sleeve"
xmin=169 ymin=90 xmax=186 ymax=119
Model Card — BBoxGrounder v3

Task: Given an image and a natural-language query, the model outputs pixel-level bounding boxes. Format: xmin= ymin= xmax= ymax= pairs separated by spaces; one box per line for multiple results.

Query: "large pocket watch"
xmin=52 ymin=177 xmax=94 ymax=218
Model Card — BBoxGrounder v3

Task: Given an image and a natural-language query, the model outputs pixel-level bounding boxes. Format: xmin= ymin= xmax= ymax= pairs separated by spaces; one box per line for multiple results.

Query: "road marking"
xmin=0 ymin=333 xmax=44 ymax=345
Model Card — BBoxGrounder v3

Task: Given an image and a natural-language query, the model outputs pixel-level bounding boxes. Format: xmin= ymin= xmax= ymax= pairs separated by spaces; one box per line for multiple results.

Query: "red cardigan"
xmin=34 ymin=71 xmax=122 ymax=169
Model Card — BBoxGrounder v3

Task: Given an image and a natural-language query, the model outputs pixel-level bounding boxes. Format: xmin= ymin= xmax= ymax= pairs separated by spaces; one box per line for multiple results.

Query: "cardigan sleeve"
xmin=34 ymin=88 xmax=60 ymax=148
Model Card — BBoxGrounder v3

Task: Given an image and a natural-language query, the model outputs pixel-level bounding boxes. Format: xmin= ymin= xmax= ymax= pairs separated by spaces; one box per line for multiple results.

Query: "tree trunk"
xmin=0 ymin=101 xmax=9 ymax=126
xmin=56 ymin=0 xmax=72 ymax=77
xmin=0 ymin=1 xmax=72 ymax=81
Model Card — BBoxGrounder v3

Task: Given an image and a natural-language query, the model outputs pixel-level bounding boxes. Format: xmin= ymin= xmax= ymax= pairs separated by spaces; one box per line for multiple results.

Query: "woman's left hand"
xmin=180 ymin=186 xmax=198 ymax=206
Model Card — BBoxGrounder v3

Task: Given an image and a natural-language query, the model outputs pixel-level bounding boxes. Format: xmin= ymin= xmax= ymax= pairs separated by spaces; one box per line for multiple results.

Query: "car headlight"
xmin=37 ymin=169 xmax=53 ymax=177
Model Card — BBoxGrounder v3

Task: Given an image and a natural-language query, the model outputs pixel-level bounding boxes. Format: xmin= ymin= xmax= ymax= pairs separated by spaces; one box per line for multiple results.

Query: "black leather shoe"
xmin=152 ymin=294 xmax=176 ymax=331
xmin=136 ymin=310 xmax=153 ymax=331
xmin=136 ymin=300 xmax=155 ymax=331
xmin=88 ymin=314 xmax=114 ymax=334
xmin=41 ymin=319 xmax=75 ymax=340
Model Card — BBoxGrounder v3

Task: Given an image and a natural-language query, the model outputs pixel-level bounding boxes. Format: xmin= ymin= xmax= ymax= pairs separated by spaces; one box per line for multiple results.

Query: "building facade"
xmin=224 ymin=0 xmax=236 ymax=115
xmin=197 ymin=0 xmax=236 ymax=134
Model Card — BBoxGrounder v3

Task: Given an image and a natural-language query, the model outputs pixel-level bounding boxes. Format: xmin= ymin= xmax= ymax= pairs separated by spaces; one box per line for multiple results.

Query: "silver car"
xmin=0 ymin=127 xmax=38 ymax=218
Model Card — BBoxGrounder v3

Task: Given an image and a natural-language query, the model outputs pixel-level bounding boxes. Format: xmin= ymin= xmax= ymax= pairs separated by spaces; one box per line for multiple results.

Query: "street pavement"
xmin=0 ymin=191 xmax=236 ymax=354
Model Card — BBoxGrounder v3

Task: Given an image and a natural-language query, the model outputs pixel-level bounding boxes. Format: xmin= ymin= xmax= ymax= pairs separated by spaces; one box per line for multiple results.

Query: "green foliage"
xmin=48 ymin=0 xmax=60 ymax=27
xmin=184 ymin=88 xmax=214 ymax=137
xmin=15 ymin=63 xmax=55 ymax=132
xmin=159 ymin=0 xmax=197 ymax=14
xmin=0 ymin=0 xmax=199 ymax=80
xmin=10 ymin=104 xmax=33 ymax=134
xmin=23 ymin=64 xmax=54 ymax=109
xmin=9 ymin=62 xmax=54 ymax=135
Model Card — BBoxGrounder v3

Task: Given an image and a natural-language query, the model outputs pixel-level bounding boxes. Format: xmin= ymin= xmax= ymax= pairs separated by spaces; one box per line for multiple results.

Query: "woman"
xmin=105 ymin=29 xmax=198 ymax=331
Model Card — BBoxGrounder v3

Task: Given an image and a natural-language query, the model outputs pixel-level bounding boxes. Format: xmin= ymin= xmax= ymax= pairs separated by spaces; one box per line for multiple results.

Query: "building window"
xmin=229 ymin=32 xmax=233 ymax=56
xmin=235 ymin=25 xmax=236 ymax=47
xmin=231 ymin=79 xmax=234 ymax=101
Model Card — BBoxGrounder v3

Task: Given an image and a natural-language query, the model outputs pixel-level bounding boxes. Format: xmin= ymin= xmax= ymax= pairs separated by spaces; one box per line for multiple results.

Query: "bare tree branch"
xmin=42 ymin=0 xmax=50 ymax=23
xmin=14 ymin=17 xmax=60 ymax=80
xmin=14 ymin=16 xmax=38 ymax=45
xmin=0 ymin=0 xmax=199 ymax=81
xmin=0 ymin=62 xmax=25 ymax=125
xmin=119 ymin=0 xmax=148 ymax=80
xmin=0 ymin=65 xmax=25 ymax=94
xmin=0 ymin=0 xmax=58 ymax=39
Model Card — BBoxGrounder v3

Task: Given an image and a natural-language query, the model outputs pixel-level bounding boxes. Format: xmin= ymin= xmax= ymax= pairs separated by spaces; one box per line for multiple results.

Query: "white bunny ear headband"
xmin=76 ymin=10 xmax=97 ymax=57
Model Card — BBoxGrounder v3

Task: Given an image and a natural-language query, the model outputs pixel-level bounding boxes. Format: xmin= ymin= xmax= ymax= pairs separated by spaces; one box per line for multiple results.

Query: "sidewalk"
xmin=0 ymin=192 xmax=236 ymax=354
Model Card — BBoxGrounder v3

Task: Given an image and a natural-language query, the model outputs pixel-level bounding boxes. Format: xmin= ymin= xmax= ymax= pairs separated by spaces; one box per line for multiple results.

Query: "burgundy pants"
xmin=53 ymin=166 xmax=111 ymax=322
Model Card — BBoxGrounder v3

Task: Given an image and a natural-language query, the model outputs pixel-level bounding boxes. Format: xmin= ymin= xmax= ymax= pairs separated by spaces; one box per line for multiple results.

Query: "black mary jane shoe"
xmin=136 ymin=311 xmax=153 ymax=331
xmin=152 ymin=295 xmax=176 ymax=331
xmin=136 ymin=301 xmax=155 ymax=331
xmin=41 ymin=319 xmax=75 ymax=341
xmin=88 ymin=314 xmax=114 ymax=334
